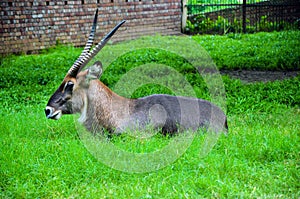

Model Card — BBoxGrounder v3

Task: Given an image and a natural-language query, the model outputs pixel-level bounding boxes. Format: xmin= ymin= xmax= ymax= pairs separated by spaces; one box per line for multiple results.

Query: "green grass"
xmin=193 ymin=31 xmax=300 ymax=70
xmin=1 ymin=32 xmax=299 ymax=198
xmin=1 ymin=106 xmax=299 ymax=198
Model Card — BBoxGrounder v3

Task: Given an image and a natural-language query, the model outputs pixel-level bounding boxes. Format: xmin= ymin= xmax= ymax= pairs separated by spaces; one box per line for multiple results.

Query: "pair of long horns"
xmin=68 ymin=9 xmax=126 ymax=77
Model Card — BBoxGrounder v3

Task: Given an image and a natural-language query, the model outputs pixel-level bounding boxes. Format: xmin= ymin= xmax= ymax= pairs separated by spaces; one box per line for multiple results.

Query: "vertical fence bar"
xmin=242 ymin=0 xmax=247 ymax=33
xmin=181 ymin=0 xmax=187 ymax=33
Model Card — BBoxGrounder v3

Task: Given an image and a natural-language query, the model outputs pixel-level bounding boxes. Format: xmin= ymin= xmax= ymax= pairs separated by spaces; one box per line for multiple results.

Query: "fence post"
xmin=181 ymin=0 xmax=187 ymax=33
xmin=242 ymin=0 xmax=247 ymax=33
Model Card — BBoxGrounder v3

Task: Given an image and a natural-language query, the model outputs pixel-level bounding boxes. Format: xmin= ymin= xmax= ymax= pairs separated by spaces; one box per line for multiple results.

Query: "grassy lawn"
xmin=1 ymin=31 xmax=299 ymax=198
xmin=193 ymin=31 xmax=300 ymax=70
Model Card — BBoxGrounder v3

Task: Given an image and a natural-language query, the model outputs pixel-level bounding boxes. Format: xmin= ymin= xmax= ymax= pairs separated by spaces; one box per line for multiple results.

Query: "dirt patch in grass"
xmin=221 ymin=70 xmax=300 ymax=83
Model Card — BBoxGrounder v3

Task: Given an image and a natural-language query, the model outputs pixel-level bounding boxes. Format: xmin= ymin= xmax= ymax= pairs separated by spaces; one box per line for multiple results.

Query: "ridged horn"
xmin=68 ymin=9 xmax=99 ymax=77
xmin=71 ymin=20 xmax=126 ymax=75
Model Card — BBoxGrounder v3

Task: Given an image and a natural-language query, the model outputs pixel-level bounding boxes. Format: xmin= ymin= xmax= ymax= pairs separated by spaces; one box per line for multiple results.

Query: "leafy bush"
xmin=186 ymin=0 xmax=267 ymax=15
xmin=186 ymin=15 xmax=297 ymax=35
xmin=186 ymin=16 xmax=243 ymax=34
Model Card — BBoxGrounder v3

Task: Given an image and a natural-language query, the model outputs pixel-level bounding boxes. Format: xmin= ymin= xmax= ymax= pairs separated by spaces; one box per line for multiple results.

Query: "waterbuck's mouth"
xmin=45 ymin=107 xmax=62 ymax=120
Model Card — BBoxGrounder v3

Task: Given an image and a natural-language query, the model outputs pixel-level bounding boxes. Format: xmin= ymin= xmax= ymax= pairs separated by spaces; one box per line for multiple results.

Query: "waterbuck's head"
xmin=45 ymin=9 xmax=125 ymax=120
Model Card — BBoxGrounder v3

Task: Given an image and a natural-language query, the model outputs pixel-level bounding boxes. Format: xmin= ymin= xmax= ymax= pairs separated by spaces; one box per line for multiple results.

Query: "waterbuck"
xmin=45 ymin=9 xmax=228 ymax=135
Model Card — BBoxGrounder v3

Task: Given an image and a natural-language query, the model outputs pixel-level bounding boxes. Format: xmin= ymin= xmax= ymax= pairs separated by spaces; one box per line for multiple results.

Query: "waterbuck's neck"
xmin=78 ymin=79 xmax=133 ymax=132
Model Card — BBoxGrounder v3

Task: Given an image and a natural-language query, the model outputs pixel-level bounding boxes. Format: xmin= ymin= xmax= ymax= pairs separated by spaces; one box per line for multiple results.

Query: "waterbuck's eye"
xmin=67 ymin=81 xmax=74 ymax=86
xmin=63 ymin=81 xmax=74 ymax=92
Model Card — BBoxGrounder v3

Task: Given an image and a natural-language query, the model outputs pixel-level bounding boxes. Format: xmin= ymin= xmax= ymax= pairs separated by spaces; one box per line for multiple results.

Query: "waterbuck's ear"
xmin=86 ymin=61 xmax=103 ymax=83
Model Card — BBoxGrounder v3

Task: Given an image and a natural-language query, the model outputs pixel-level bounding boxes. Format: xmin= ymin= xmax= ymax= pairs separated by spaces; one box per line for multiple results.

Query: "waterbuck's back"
xmin=129 ymin=94 xmax=227 ymax=134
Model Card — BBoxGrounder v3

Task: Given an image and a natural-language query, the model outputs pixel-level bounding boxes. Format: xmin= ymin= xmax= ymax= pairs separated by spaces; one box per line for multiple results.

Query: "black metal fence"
xmin=184 ymin=0 xmax=300 ymax=34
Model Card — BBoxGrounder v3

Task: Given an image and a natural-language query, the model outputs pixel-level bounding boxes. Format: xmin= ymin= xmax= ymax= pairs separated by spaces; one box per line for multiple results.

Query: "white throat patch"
xmin=78 ymin=94 xmax=88 ymax=123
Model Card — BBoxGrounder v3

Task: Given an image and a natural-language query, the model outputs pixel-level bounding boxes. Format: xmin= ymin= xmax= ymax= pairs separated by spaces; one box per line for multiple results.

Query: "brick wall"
xmin=0 ymin=0 xmax=182 ymax=55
